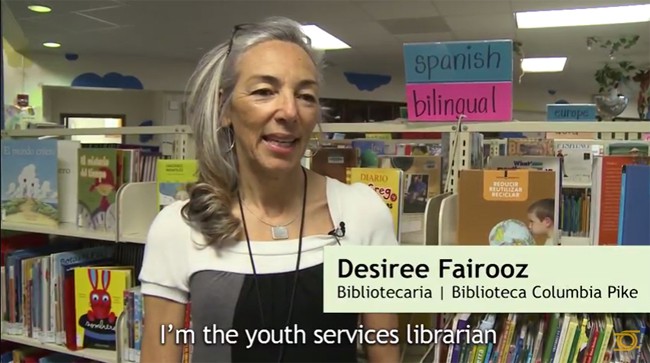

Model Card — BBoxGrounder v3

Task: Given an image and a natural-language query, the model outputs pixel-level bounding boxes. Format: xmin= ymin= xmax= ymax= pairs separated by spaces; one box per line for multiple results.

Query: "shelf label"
xmin=546 ymin=104 xmax=597 ymax=121
xmin=403 ymin=40 xmax=513 ymax=83
xmin=405 ymin=82 xmax=512 ymax=121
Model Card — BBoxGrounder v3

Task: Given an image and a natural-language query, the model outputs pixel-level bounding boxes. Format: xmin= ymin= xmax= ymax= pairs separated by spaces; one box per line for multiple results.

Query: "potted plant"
xmin=594 ymin=61 xmax=637 ymax=94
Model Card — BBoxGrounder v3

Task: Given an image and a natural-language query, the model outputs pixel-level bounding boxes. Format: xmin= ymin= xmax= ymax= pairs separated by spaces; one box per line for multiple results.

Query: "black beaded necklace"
xmin=236 ymin=166 xmax=307 ymax=362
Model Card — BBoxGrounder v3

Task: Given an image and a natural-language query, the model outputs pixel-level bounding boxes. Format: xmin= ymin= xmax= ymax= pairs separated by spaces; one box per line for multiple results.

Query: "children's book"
xmin=379 ymin=155 xmax=442 ymax=214
xmin=156 ymin=159 xmax=198 ymax=211
xmin=457 ymin=169 xmax=559 ymax=246
xmin=1 ymin=139 xmax=59 ymax=227
xmin=553 ymin=141 xmax=596 ymax=185
xmin=507 ymin=139 xmax=555 ymax=156
xmin=346 ymin=167 xmax=403 ymax=239
xmin=77 ymin=148 xmax=119 ymax=231
xmin=74 ymin=266 xmax=132 ymax=350
xmin=485 ymin=156 xmax=562 ymax=242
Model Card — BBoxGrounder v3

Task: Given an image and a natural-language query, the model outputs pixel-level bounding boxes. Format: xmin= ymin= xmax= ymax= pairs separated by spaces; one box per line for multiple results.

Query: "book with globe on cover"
xmin=456 ymin=169 xmax=559 ymax=246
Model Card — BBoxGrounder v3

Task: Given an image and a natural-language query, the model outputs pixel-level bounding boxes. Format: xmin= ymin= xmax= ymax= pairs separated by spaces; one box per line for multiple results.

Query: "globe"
xmin=488 ymin=219 xmax=536 ymax=246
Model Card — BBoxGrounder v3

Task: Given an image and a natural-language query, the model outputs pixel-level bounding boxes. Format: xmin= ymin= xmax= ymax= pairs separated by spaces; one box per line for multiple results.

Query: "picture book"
xmin=156 ymin=159 xmax=198 ymax=211
xmin=346 ymin=167 xmax=403 ymax=238
xmin=457 ymin=169 xmax=559 ymax=246
xmin=379 ymin=155 xmax=442 ymax=214
xmin=77 ymin=148 xmax=119 ymax=231
xmin=607 ymin=142 xmax=649 ymax=156
xmin=507 ymin=139 xmax=555 ymax=156
xmin=1 ymin=139 xmax=59 ymax=227
xmin=553 ymin=141 xmax=596 ymax=185
xmin=484 ymin=156 xmax=566 ymax=237
xmin=74 ymin=266 xmax=132 ymax=350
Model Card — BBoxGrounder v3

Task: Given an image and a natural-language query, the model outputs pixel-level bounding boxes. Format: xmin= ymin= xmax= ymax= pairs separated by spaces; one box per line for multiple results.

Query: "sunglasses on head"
xmin=225 ymin=23 xmax=312 ymax=57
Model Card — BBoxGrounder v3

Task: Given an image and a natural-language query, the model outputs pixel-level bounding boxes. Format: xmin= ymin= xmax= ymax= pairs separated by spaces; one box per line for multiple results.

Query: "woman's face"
xmin=226 ymin=39 xmax=320 ymax=173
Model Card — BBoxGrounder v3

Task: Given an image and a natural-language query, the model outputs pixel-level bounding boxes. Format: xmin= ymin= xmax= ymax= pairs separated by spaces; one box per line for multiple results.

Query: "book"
xmin=156 ymin=159 xmax=198 ymax=211
xmin=378 ymin=155 xmax=442 ymax=214
xmin=553 ymin=141 xmax=596 ymax=185
xmin=484 ymin=156 xmax=562 ymax=243
xmin=617 ymin=163 xmax=650 ymax=245
xmin=507 ymin=139 xmax=555 ymax=156
xmin=346 ymin=167 xmax=403 ymax=238
xmin=57 ymin=140 xmax=81 ymax=224
xmin=77 ymin=148 xmax=119 ymax=231
xmin=74 ymin=266 xmax=132 ymax=350
xmin=1 ymin=139 xmax=59 ymax=227
xmin=457 ymin=169 xmax=559 ymax=246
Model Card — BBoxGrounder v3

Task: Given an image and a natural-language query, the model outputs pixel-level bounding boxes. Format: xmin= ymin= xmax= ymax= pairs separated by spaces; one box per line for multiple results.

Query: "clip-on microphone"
xmin=328 ymin=222 xmax=346 ymax=245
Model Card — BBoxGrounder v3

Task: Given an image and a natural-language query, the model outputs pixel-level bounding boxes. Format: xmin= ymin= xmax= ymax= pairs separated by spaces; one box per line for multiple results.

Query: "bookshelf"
xmin=0 ymin=334 xmax=116 ymax=363
xmin=1 ymin=120 xmax=647 ymax=363
xmin=0 ymin=125 xmax=193 ymax=363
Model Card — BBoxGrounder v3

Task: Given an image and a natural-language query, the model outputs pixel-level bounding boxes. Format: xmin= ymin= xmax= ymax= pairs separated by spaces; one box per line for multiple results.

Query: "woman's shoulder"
xmin=326 ymin=177 xmax=392 ymax=222
xmin=327 ymin=176 xmax=385 ymax=204
xmin=147 ymin=200 xmax=192 ymax=238
xmin=326 ymin=176 xmax=398 ymax=245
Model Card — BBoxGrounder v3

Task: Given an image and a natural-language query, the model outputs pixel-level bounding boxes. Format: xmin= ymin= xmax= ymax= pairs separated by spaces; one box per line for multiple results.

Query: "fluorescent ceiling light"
xmin=515 ymin=4 xmax=650 ymax=29
xmin=43 ymin=42 xmax=61 ymax=48
xmin=28 ymin=4 xmax=52 ymax=13
xmin=521 ymin=57 xmax=567 ymax=73
xmin=300 ymin=25 xmax=350 ymax=50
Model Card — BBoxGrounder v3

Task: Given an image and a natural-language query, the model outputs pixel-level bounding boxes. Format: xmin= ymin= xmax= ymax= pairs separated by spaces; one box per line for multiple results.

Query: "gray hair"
xmin=181 ymin=16 xmax=324 ymax=247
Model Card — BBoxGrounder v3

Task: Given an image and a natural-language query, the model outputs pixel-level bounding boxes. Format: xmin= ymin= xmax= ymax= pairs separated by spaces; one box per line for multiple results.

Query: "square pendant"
xmin=271 ymin=226 xmax=289 ymax=240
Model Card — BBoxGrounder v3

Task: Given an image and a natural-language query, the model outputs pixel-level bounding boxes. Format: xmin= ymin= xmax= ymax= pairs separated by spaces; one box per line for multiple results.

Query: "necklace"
xmin=237 ymin=166 xmax=307 ymax=362
xmin=241 ymin=201 xmax=300 ymax=240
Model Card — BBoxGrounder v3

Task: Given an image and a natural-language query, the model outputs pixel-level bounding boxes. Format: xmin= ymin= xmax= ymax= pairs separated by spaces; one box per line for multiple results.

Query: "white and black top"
xmin=139 ymin=177 xmax=398 ymax=362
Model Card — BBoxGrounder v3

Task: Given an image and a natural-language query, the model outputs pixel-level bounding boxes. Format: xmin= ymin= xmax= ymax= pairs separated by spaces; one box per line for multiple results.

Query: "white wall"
xmin=3 ymin=42 xmax=643 ymax=127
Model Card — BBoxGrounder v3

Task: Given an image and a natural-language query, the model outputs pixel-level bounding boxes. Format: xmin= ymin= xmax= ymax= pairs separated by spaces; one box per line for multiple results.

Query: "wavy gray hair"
xmin=181 ymin=16 xmax=324 ymax=247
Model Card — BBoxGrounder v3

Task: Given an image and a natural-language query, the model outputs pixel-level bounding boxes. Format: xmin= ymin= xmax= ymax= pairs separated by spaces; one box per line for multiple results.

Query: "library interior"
xmin=1 ymin=0 xmax=649 ymax=362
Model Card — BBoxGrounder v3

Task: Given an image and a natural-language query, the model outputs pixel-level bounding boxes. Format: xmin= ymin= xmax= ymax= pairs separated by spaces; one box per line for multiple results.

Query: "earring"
xmin=216 ymin=125 xmax=235 ymax=152
xmin=305 ymin=135 xmax=321 ymax=158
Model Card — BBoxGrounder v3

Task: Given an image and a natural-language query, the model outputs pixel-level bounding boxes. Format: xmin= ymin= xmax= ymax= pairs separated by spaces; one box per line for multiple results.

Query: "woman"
xmin=138 ymin=16 xmax=400 ymax=363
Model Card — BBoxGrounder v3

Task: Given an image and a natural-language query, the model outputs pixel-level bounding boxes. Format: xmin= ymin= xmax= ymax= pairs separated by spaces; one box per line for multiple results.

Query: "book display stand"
xmin=1 ymin=120 xmax=648 ymax=362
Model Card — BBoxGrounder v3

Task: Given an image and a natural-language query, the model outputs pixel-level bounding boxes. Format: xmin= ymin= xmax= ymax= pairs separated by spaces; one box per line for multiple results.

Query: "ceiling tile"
xmin=444 ymin=14 xmax=516 ymax=40
xmin=20 ymin=13 xmax=119 ymax=38
xmin=6 ymin=0 xmax=123 ymax=19
xmin=394 ymin=32 xmax=455 ymax=43
xmin=322 ymin=21 xmax=399 ymax=48
xmin=356 ymin=0 xmax=440 ymax=20
xmin=378 ymin=16 xmax=451 ymax=34
xmin=433 ymin=0 xmax=513 ymax=16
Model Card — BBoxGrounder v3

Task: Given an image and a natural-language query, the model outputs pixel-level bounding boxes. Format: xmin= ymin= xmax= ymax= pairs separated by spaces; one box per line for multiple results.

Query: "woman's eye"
xmin=298 ymin=94 xmax=317 ymax=103
xmin=252 ymin=88 xmax=274 ymax=96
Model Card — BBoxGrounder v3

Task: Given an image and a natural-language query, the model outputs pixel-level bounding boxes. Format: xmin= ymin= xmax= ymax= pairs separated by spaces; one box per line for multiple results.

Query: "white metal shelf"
xmin=1 ymin=125 xmax=192 ymax=137
xmin=1 ymin=182 xmax=156 ymax=246
xmin=0 ymin=333 xmax=116 ymax=363
xmin=320 ymin=120 xmax=649 ymax=133
xmin=0 ymin=221 xmax=116 ymax=241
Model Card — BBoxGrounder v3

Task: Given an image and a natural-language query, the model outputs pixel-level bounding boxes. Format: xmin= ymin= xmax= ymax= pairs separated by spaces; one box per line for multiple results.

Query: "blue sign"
xmin=546 ymin=104 xmax=597 ymax=121
xmin=403 ymin=40 xmax=513 ymax=83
